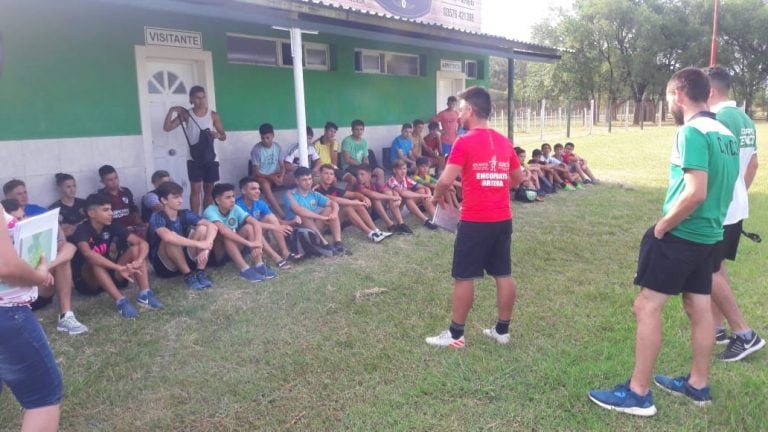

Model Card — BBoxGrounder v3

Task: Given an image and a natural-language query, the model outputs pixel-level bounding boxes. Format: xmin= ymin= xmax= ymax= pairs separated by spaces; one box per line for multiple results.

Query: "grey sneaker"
xmin=718 ymin=332 xmax=766 ymax=362
xmin=57 ymin=312 xmax=88 ymax=335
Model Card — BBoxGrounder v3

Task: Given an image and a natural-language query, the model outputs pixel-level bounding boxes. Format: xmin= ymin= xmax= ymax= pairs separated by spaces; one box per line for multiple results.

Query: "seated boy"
xmin=536 ymin=146 xmax=573 ymax=191
xmin=250 ymin=123 xmax=287 ymax=218
xmin=97 ymin=165 xmax=146 ymax=237
xmin=148 ymin=181 xmax=217 ymax=291
xmin=387 ymin=160 xmax=438 ymax=229
xmin=353 ymin=164 xmax=411 ymax=234
xmin=563 ymin=142 xmax=599 ymax=184
xmin=285 ymin=166 xmax=348 ymax=255
xmin=412 ymin=157 xmax=460 ymax=208
xmin=283 ymin=126 xmax=321 ymax=179
xmin=71 ymin=193 xmax=163 ymax=318
xmin=541 ymin=143 xmax=583 ymax=190
xmin=390 ymin=123 xmax=417 ymax=168
xmin=340 ymin=119 xmax=385 ymax=188
xmin=236 ymin=177 xmax=295 ymax=268
xmin=141 ymin=170 xmax=171 ymax=223
xmin=314 ymin=164 xmax=392 ymax=243
xmin=3 ymin=179 xmax=48 ymax=216
xmin=2 ymin=199 xmax=88 ymax=334
xmin=313 ymin=121 xmax=340 ymax=171
xmin=514 ymin=147 xmax=545 ymax=201
xmin=203 ymin=183 xmax=276 ymax=282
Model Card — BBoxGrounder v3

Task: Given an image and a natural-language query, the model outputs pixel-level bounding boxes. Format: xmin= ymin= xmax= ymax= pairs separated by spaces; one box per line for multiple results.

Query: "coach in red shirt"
xmin=426 ymin=86 xmax=523 ymax=348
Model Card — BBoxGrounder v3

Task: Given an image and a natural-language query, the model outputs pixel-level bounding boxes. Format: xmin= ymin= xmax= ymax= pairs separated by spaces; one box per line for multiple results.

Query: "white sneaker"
xmin=377 ymin=230 xmax=394 ymax=239
xmin=57 ymin=312 xmax=89 ymax=335
xmin=482 ymin=327 xmax=510 ymax=344
xmin=425 ymin=330 xmax=465 ymax=348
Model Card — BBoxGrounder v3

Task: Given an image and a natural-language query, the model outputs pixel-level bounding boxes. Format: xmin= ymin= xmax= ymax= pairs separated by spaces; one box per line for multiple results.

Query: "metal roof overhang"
xmin=97 ymin=0 xmax=561 ymax=63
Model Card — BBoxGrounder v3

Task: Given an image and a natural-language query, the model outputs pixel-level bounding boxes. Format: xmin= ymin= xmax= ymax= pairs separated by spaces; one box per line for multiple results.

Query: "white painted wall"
xmin=0 ymin=124 xmax=402 ymax=208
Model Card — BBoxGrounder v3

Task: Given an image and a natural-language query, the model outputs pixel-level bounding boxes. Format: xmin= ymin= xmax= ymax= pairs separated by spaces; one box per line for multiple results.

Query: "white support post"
xmin=274 ymin=26 xmax=318 ymax=167
xmin=589 ymin=99 xmax=594 ymax=135
xmin=540 ymin=99 xmax=546 ymax=140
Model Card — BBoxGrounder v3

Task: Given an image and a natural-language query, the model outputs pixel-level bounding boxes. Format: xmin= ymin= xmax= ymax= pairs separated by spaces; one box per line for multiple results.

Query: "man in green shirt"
xmin=705 ymin=65 xmax=764 ymax=362
xmin=589 ymin=67 xmax=739 ymax=416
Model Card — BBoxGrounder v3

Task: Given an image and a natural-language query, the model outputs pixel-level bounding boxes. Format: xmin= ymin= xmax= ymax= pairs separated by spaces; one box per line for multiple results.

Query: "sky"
xmin=481 ymin=0 xmax=574 ymax=41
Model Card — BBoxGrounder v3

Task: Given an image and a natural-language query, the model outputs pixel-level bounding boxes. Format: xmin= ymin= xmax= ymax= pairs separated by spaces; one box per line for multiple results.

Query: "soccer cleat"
xmin=254 ymin=263 xmax=277 ymax=280
xmin=116 ymin=298 xmax=139 ymax=318
xmin=653 ymin=375 xmax=711 ymax=406
xmin=378 ymin=230 xmax=394 ymax=239
xmin=563 ymin=184 xmax=576 ymax=191
xmin=184 ymin=272 xmax=207 ymax=291
xmin=588 ymin=381 xmax=657 ymax=416
xmin=575 ymin=183 xmax=584 ymax=190
xmin=399 ymin=224 xmax=414 ymax=235
xmin=196 ymin=270 xmax=213 ymax=288
xmin=717 ymin=332 xmax=765 ymax=362
xmin=136 ymin=290 xmax=165 ymax=310
xmin=425 ymin=330 xmax=465 ymax=348
xmin=715 ymin=328 xmax=730 ymax=345
xmin=239 ymin=267 xmax=264 ymax=283
xmin=56 ymin=312 xmax=88 ymax=335
xmin=424 ymin=219 xmax=439 ymax=230
xmin=482 ymin=327 xmax=510 ymax=344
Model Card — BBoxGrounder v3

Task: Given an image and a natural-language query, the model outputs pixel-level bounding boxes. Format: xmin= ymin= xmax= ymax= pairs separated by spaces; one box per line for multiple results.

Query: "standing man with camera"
xmin=163 ymin=85 xmax=227 ymax=214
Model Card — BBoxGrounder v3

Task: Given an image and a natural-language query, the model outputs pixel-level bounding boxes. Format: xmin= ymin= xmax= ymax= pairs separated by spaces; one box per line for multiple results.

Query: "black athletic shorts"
xmin=72 ymin=258 xmax=129 ymax=296
xmin=634 ymin=226 xmax=715 ymax=295
xmin=150 ymin=248 xmax=197 ymax=278
xmin=712 ymin=220 xmax=742 ymax=272
xmin=187 ymin=160 xmax=220 ymax=184
xmin=452 ymin=219 xmax=513 ymax=279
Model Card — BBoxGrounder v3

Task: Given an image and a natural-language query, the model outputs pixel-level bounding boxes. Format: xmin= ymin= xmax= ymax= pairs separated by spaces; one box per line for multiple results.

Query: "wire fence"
xmin=488 ymin=99 xmax=673 ymax=143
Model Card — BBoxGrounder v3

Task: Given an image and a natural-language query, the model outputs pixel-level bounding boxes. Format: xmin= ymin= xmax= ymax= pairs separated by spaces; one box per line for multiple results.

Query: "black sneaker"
xmin=423 ymin=219 xmax=439 ymax=230
xmin=715 ymin=328 xmax=730 ymax=345
xmin=399 ymin=224 xmax=414 ymax=235
xmin=718 ymin=332 xmax=766 ymax=362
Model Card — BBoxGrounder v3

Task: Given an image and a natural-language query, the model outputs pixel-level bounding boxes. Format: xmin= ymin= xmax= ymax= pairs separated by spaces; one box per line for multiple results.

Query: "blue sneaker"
xmin=184 ymin=273 xmax=206 ymax=291
xmin=588 ymin=381 xmax=657 ymax=416
xmin=136 ymin=290 xmax=164 ymax=310
xmin=654 ymin=375 xmax=712 ymax=406
xmin=254 ymin=263 xmax=277 ymax=280
xmin=239 ymin=267 xmax=264 ymax=283
xmin=196 ymin=270 xmax=213 ymax=288
xmin=116 ymin=298 xmax=139 ymax=318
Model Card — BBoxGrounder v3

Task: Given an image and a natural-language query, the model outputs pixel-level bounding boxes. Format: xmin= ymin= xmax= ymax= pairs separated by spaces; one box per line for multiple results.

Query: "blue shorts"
xmin=0 ymin=306 xmax=63 ymax=409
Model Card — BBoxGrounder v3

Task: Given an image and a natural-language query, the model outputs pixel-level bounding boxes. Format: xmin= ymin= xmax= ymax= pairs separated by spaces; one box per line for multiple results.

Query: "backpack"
xmin=287 ymin=227 xmax=334 ymax=258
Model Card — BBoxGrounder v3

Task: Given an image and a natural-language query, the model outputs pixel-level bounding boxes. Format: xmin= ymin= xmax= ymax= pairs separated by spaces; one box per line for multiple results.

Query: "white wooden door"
xmin=144 ymin=60 xmax=198 ymax=197
xmin=436 ymin=71 xmax=466 ymax=112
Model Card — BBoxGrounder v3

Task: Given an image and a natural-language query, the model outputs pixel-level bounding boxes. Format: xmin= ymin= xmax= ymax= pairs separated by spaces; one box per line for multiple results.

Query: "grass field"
xmin=2 ymin=125 xmax=767 ymax=431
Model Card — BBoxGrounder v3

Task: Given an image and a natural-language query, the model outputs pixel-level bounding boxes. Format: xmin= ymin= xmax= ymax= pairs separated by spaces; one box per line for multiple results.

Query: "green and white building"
xmin=0 ymin=0 xmax=559 ymax=204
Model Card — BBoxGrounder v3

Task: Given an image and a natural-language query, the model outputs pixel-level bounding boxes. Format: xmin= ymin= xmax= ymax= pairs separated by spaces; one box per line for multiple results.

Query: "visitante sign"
xmin=144 ymin=27 xmax=203 ymax=50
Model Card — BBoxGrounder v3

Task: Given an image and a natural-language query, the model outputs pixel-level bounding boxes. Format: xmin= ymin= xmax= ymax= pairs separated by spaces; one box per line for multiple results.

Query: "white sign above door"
xmin=145 ymin=27 xmax=203 ymax=50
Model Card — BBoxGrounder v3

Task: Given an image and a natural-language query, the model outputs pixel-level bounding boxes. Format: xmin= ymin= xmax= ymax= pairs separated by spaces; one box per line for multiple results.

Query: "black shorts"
xmin=72 ymin=244 xmax=129 ymax=296
xmin=712 ymin=220 xmax=742 ymax=272
xmin=29 ymin=295 xmax=54 ymax=311
xmin=634 ymin=227 xmax=715 ymax=295
xmin=150 ymin=248 xmax=197 ymax=278
xmin=187 ymin=160 xmax=220 ymax=184
xmin=452 ymin=219 xmax=513 ymax=279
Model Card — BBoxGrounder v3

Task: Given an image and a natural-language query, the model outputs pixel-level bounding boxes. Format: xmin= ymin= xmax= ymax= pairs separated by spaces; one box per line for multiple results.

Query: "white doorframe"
xmin=435 ymin=70 xmax=466 ymax=112
xmin=134 ymin=45 xmax=215 ymax=190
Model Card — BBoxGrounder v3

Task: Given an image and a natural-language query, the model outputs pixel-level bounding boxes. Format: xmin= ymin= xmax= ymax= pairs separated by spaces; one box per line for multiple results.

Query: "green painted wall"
xmin=0 ymin=0 xmax=487 ymax=141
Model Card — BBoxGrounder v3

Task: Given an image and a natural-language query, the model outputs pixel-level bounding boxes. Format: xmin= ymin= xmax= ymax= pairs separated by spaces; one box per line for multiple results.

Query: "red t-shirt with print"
xmin=447 ymin=127 xmax=520 ymax=222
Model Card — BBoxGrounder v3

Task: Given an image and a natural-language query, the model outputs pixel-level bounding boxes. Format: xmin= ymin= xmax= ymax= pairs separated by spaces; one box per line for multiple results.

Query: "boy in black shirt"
xmin=71 ymin=194 xmax=163 ymax=318
xmin=49 ymin=173 xmax=87 ymax=238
